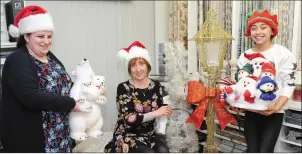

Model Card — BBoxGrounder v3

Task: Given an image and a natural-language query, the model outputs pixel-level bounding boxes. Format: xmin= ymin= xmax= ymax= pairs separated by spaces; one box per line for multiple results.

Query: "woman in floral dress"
xmin=104 ymin=41 xmax=172 ymax=153
xmin=33 ymin=55 xmax=75 ymax=152
xmin=1 ymin=5 xmax=82 ymax=152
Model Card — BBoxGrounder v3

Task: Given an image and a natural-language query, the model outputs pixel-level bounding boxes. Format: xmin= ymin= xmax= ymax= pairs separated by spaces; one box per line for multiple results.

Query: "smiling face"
xmin=24 ymin=30 xmax=53 ymax=57
xmin=250 ymin=22 xmax=273 ymax=45
xmin=128 ymin=57 xmax=151 ymax=81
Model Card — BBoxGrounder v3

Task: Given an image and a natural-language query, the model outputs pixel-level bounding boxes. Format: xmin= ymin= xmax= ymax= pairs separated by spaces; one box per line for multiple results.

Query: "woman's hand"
xmin=154 ymin=106 xmax=173 ymax=117
xmin=258 ymin=105 xmax=280 ymax=116
xmin=259 ymin=96 xmax=289 ymax=116
xmin=72 ymin=101 xmax=81 ymax=112
xmin=72 ymin=99 xmax=93 ymax=112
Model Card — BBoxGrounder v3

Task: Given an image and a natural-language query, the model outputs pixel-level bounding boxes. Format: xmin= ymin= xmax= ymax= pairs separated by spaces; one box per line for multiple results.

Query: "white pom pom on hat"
xmin=8 ymin=5 xmax=55 ymax=38
xmin=117 ymin=41 xmax=152 ymax=68
xmin=8 ymin=24 xmax=20 ymax=38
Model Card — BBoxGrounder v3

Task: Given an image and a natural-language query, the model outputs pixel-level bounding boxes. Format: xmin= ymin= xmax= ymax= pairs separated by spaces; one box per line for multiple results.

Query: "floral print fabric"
xmin=33 ymin=56 xmax=74 ymax=152
xmin=104 ymin=79 xmax=164 ymax=153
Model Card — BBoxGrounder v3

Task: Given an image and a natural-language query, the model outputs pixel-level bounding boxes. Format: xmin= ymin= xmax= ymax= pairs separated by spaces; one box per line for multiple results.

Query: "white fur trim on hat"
xmin=17 ymin=13 xmax=54 ymax=35
xmin=8 ymin=25 xmax=20 ymax=38
xmin=126 ymin=46 xmax=151 ymax=67
xmin=117 ymin=49 xmax=129 ymax=62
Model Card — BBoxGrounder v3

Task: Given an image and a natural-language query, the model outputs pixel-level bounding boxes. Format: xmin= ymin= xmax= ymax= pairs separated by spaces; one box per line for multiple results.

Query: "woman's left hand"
xmin=259 ymin=105 xmax=280 ymax=116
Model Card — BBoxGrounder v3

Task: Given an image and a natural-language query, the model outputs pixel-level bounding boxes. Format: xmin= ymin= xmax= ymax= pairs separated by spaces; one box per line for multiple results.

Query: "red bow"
xmin=186 ymin=81 xmax=237 ymax=130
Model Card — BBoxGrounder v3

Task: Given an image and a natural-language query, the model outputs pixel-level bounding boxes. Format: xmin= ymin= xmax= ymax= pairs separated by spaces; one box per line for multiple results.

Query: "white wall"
xmin=26 ymin=1 xmax=155 ymax=131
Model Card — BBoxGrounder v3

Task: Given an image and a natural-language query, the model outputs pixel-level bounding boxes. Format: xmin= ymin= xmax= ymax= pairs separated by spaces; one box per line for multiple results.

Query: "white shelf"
xmin=283 ymin=122 xmax=302 ymax=129
xmin=279 ymin=138 xmax=302 ymax=147
xmin=277 ymin=99 xmax=302 ymax=152
xmin=1 ymin=41 xmax=16 ymax=48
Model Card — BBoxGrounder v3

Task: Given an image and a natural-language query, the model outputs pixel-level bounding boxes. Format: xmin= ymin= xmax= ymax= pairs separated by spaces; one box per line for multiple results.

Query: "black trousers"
xmin=129 ymin=134 xmax=169 ymax=153
xmin=244 ymin=111 xmax=284 ymax=153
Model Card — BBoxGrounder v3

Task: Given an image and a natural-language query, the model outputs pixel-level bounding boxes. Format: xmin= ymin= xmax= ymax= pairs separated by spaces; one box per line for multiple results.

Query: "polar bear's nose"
xmin=83 ymin=58 xmax=87 ymax=61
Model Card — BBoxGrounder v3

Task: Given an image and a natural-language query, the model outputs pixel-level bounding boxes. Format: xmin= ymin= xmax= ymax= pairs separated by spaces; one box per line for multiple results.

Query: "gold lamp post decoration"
xmin=190 ymin=9 xmax=233 ymax=153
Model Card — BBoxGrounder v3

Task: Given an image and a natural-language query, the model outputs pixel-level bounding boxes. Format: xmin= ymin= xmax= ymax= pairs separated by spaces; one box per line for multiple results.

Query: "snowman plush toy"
xmin=225 ymin=54 xmax=279 ymax=111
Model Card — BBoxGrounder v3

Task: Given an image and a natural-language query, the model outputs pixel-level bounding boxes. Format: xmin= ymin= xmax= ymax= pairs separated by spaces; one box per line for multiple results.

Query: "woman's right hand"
xmin=154 ymin=106 xmax=173 ymax=117
xmin=72 ymin=101 xmax=81 ymax=112
xmin=72 ymin=99 xmax=92 ymax=112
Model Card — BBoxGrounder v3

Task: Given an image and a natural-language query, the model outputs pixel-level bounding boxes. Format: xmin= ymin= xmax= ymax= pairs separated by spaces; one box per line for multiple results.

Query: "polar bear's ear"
xmin=71 ymin=70 xmax=76 ymax=77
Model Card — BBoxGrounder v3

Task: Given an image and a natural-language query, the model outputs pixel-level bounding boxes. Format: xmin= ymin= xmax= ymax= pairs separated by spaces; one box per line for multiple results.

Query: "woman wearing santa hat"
xmin=236 ymin=10 xmax=297 ymax=152
xmin=1 ymin=5 xmax=82 ymax=152
xmin=104 ymin=41 xmax=172 ymax=153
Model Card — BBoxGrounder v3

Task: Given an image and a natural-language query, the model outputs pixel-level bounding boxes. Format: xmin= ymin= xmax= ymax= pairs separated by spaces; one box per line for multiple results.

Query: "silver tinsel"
xmin=165 ymin=99 xmax=200 ymax=153
xmin=162 ymin=41 xmax=200 ymax=153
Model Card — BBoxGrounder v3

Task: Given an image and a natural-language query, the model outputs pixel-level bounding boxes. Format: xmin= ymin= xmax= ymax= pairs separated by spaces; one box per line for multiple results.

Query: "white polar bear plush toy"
xmin=93 ymin=75 xmax=106 ymax=88
xmin=93 ymin=75 xmax=107 ymax=96
xmin=69 ymin=81 xmax=107 ymax=141
xmin=69 ymin=59 xmax=107 ymax=141
xmin=70 ymin=58 xmax=95 ymax=100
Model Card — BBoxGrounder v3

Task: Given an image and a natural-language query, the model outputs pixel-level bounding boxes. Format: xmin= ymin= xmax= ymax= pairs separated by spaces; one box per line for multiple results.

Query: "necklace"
xmin=130 ymin=79 xmax=149 ymax=96
xmin=139 ymin=88 xmax=147 ymax=96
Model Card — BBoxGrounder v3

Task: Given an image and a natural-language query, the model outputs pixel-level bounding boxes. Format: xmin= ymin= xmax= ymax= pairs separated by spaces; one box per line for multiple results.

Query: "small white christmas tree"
xmin=162 ymin=41 xmax=199 ymax=153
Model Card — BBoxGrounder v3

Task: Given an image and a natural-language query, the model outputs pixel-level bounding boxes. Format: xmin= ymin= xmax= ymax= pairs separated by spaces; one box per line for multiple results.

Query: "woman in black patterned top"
xmin=104 ymin=41 xmax=172 ymax=153
xmin=1 ymin=5 xmax=82 ymax=152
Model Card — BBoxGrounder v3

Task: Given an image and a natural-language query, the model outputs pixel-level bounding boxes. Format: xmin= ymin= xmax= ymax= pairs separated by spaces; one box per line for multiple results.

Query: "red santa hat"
xmin=245 ymin=10 xmax=278 ymax=38
xmin=8 ymin=5 xmax=54 ymax=38
xmin=117 ymin=41 xmax=151 ymax=68
xmin=261 ymin=62 xmax=276 ymax=76
xmin=244 ymin=53 xmax=266 ymax=61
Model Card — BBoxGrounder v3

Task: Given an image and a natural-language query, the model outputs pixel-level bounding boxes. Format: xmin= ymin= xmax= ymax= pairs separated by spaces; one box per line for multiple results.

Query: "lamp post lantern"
xmin=190 ymin=9 xmax=233 ymax=153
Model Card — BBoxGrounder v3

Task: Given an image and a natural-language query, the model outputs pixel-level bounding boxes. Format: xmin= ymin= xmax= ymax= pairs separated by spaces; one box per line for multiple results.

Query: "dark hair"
xmin=16 ymin=34 xmax=30 ymax=48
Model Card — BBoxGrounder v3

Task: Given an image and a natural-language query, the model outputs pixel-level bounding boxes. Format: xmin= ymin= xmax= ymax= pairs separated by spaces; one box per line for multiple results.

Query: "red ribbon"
xmin=185 ymin=81 xmax=237 ymax=130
